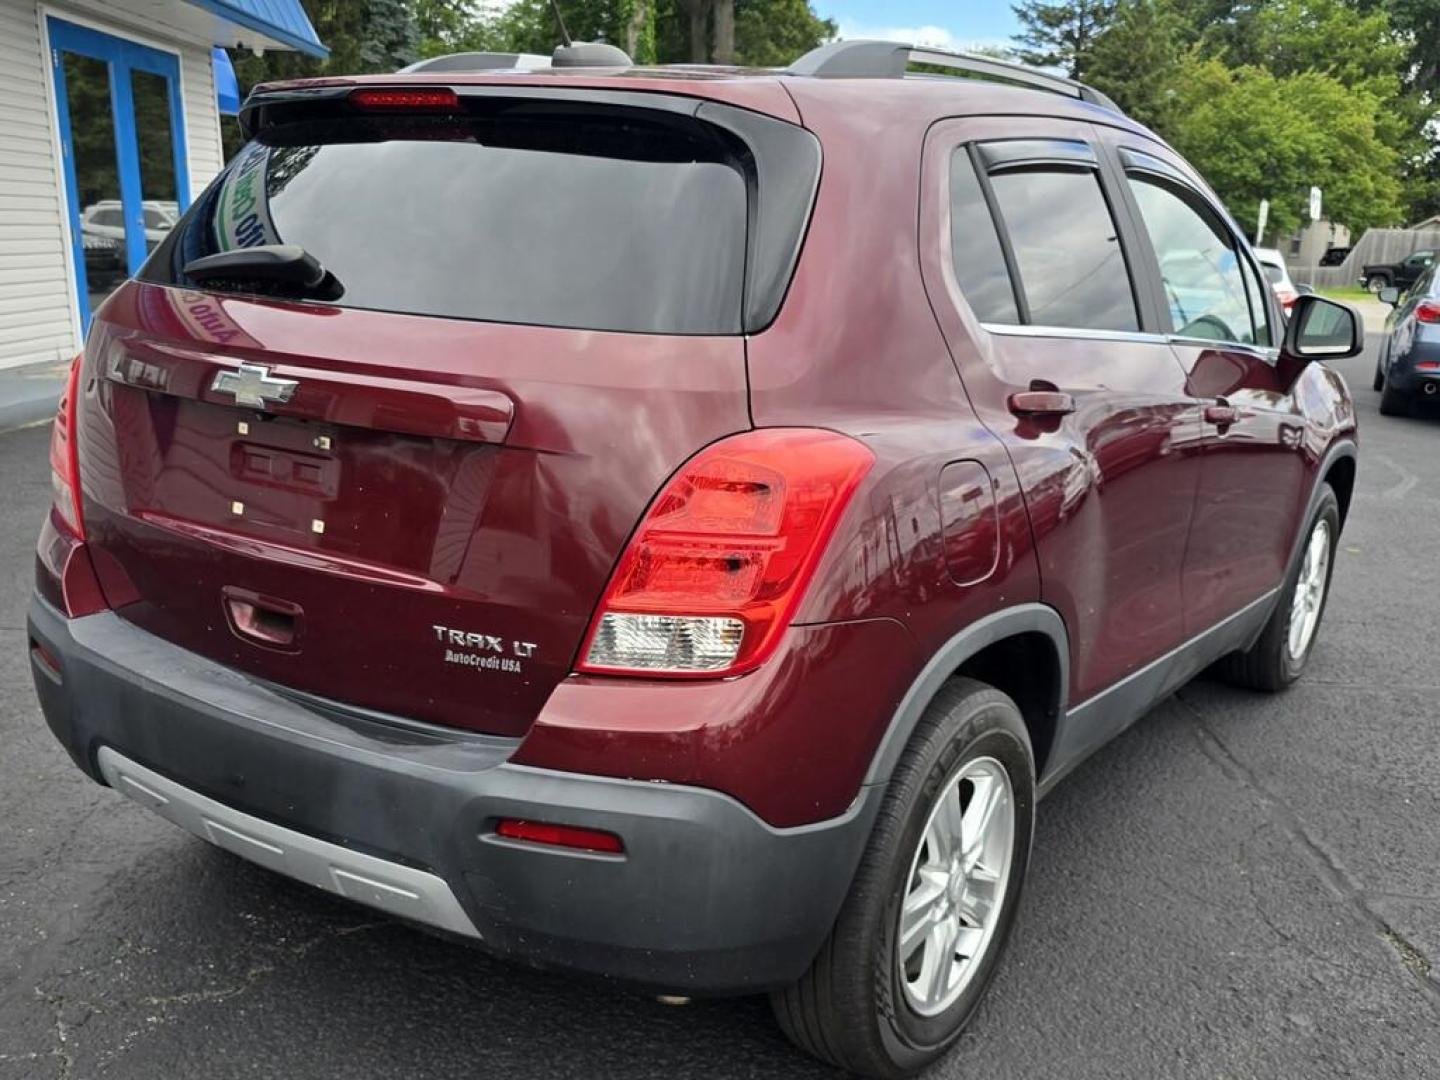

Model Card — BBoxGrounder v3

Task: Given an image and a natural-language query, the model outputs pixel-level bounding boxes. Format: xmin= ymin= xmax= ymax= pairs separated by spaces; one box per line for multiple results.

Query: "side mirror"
xmin=1283 ymin=294 xmax=1363 ymax=361
xmin=1378 ymin=286 xmax=1400 ymax=307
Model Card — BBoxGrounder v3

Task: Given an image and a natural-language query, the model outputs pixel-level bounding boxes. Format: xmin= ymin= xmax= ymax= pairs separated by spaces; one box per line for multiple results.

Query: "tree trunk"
xmin=712 ymin=0 xmax=734 ymax=65
xmin=683 ymin=0 xmax=709 ymax=64
xmin=624 ymin=0 xmax=652 ymax=63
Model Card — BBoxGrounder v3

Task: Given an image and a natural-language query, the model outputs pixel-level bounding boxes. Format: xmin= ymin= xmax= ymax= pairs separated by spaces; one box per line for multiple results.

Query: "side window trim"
xmin=965 ymin=143 xmax=1032 ymax=323
xmin=979 ymin=138 xmax=1100 ymax=173
xmin=1236 ymin=248 xmax=1276 ymax=352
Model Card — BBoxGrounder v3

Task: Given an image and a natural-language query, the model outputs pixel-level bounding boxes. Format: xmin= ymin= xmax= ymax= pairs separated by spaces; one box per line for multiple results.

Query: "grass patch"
xmin=1320 ymin=286 xmax=1373 ymax=303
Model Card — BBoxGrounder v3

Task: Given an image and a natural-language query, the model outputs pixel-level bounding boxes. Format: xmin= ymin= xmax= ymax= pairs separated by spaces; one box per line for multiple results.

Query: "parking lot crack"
xmin=34 ymin=985 xmax=75 ymax=1080
xmin=1179 ymin=693 xmax=1440 ymax=1015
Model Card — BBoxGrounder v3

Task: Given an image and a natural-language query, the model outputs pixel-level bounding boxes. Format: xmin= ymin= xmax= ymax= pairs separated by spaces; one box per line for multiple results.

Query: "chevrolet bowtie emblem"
xmin=211 ymin=363 xmax=299 ymax=410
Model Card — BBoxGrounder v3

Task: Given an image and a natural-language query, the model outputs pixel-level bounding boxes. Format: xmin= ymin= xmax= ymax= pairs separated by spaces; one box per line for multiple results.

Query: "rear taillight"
xmin=1416 ymin=301 xmax=1440 ymax=324
xmin=578 ymin=429 xmax=874 ymax=678
xmin=48 ymin=357 xmax=84 ymax=537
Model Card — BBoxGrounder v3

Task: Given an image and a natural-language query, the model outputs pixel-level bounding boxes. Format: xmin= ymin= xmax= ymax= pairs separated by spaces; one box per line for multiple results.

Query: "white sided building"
xmin=0 ymin=0 xmax=327 ymax=371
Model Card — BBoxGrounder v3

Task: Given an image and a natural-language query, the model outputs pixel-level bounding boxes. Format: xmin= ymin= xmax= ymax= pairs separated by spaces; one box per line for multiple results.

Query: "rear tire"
xmin=1366 ymin=274 xmax=1391 ymax=294
xmin=1373 ymin=363 xmax=1384 ymax=392
xmin=1211 ymin=485 xmax=1339 ymax=692
xmin=771 ymin=679 xmax=1035 ymax=1079
xmin=1379 ymin=380 xmax=1410 ymax=416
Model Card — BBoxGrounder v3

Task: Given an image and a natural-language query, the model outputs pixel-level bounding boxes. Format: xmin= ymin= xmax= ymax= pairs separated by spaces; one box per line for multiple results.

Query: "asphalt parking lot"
xmin=2 ymin=339 xmax=1438 ymax=1079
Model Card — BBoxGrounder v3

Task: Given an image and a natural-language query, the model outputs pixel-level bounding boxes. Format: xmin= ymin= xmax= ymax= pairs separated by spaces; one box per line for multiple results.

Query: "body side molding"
xmin=1040 ymin=587 xmax=1279 ymax=795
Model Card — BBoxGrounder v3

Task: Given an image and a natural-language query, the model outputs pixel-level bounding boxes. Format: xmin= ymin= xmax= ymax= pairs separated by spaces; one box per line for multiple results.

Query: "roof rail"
xmin=785 ymin=40 xmax=1120 ymax=112
xmin=399 ymin=40 xmax=632 ymax=74
xmin=399 ymin=52 xmax=551 ymax=73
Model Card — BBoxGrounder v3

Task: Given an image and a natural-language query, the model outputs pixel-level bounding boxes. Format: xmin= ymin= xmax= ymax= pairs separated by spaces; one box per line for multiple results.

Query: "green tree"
xmin=414 ymin=0 xmax=503 ymax=58
xmin=735 ymin=0 xmax=835 ymax=67
xmin=1165 ymin=57 xmax=1404 ymax=235
xmin=228 ymin=1 xmax=422 ymax=91
xmin=1360 ymin=0 xmax=1440 ymax=94
xmin=1010 ymin=0 xmax=1117 ymax=80
xmin=1086 ymin=0 xmax=1186 ymax=129
xmin=1250 ymin=0 xmax=1402 ymax=90
xmin=495 ymin=0 xmax=828 ymax=65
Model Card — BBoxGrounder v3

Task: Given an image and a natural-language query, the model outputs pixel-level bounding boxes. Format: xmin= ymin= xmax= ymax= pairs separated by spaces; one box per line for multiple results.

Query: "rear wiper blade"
xmin=184 ymin=244 xmax=343 ymax=300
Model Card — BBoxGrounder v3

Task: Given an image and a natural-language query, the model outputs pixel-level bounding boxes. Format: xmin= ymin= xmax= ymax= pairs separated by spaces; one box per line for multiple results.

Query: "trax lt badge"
xmin=212 ymin=363 xmax=299 ymax=409
xmin=432 ymin=624 xmax=536 ymax=676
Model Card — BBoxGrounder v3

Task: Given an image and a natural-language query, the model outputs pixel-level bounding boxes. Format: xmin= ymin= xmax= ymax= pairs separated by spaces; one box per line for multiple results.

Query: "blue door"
xmin=49 ymin=17 xmax=191 ymax=329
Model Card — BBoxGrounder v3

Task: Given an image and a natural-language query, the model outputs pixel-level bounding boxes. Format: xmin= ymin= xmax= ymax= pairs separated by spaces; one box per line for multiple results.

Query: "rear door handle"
xmin=1204 ymin=403 xmax=1239 ymax=426
xmin=1008 ymin=390 xmax=1076 ymax=417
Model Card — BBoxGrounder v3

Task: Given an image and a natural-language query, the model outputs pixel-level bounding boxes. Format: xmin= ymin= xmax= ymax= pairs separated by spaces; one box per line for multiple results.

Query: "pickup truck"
xmin=1361 ymin=249 xmax=1435 ymax=293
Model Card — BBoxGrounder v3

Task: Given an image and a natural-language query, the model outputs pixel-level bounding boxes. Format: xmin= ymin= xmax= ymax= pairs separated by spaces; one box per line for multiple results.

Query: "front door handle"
xmin=1008 ymin=389 xmax=1076 ymax=417
xmin=1204 ymin=402 xmax=1239 ymax=426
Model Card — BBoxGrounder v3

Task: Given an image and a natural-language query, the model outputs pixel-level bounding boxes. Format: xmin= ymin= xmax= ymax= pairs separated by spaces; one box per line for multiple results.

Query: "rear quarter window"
xmin=143 ymin=108 xmax=753 ymax=335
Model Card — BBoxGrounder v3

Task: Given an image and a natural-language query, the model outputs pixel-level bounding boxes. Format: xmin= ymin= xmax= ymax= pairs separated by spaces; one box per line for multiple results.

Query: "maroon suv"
xmin=30 ymin=40 xmax=1363 ymax=1078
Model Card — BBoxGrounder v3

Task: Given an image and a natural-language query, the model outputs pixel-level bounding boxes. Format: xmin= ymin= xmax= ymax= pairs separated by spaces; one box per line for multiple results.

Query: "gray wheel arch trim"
xmin=1292 ymin=439 xmax=1356 ymax=571
xmin=862 ymin=603 xmax=1069 ymax=787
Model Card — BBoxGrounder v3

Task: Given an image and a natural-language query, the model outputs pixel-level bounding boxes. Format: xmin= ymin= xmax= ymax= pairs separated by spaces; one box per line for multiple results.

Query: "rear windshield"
xmin=1260 ymin=263 xmax=1286 ymax=284
xmin=142 ymin=109 xmax=750 ymax=334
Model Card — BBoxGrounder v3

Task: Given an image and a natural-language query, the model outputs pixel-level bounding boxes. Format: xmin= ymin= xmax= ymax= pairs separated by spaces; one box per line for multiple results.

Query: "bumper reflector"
xmin=496 ymin=819 xmax=624 ymax=854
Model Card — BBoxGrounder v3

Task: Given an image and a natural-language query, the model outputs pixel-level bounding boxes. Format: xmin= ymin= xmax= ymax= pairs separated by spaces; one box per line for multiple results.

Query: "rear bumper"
xmin=27 ymin=596 xmax=879 ymax=994
xmin=1376 ymin=339 xmax=1440 ymax=394
xmin=1385 ymin=339 xmax=1440 ymax=394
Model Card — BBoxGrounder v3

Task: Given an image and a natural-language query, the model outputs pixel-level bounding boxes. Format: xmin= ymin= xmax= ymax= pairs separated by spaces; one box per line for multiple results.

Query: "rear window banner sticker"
xmin=212 ymin=143 xmax=279 ymax=251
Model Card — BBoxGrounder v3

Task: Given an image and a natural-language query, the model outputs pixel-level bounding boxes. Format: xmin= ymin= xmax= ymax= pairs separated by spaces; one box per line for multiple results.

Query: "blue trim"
xmin=47 ymin=18 xmax=192 ymax=333
xmin=184 ymin=0 xmax=329 ymax=59
xmin=109 ymin=63 xmax=147 ymax=274
xmin=213 ymin=47 xmax=241 ymax=114
xmin=48 ymin=43 xmax=89 ymax=331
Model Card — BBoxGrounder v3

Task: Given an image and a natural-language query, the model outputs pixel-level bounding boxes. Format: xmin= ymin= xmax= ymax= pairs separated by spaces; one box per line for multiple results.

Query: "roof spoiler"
xmin=785 ymin=39 xmax=1121 ymax=112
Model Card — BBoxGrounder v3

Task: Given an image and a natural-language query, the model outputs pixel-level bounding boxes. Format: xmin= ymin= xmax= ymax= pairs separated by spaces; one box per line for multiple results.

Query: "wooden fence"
xmin=1290 ymin=227 xmax=1440 ymax=288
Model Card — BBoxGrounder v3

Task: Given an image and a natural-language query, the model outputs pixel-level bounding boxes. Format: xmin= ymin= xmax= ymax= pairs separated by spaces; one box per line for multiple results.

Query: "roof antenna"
xmin=548 ymin=0 xmax=573 ymax=47
xmin=547 ymin=0 xmax=632 ymax=68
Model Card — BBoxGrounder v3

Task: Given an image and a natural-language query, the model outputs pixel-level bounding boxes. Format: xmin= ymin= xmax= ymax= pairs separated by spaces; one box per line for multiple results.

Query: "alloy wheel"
xmin=896 ymin=757 xmax=1015 ymax=1017
xmin=1287 ymin=518 xmax=1331 ymax=662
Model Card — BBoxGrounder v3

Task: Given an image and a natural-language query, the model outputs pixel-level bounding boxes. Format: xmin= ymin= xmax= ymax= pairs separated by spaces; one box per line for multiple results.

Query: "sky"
xmin=813 ymin=1 xmax=1022 ymax=53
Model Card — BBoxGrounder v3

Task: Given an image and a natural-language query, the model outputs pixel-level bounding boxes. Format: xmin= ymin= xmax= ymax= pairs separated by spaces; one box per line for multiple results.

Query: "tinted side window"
xmin=987 ymin=168 xmax=1139 ymax=332
xmin=1127 ymin=176 xmax=1258 ymax=345
xmin=948 ymin=150 xmax=1019 ymax=323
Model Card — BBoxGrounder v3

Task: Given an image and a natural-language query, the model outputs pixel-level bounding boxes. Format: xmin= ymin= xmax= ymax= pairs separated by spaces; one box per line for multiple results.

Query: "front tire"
xmin=1212 ymin=485 xmax=1339 ymax=692
xmin=771 ymin=679 xmax=1035 ymax=1079
xmin=1373 ymin=363 xmax=1384 ymax=392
